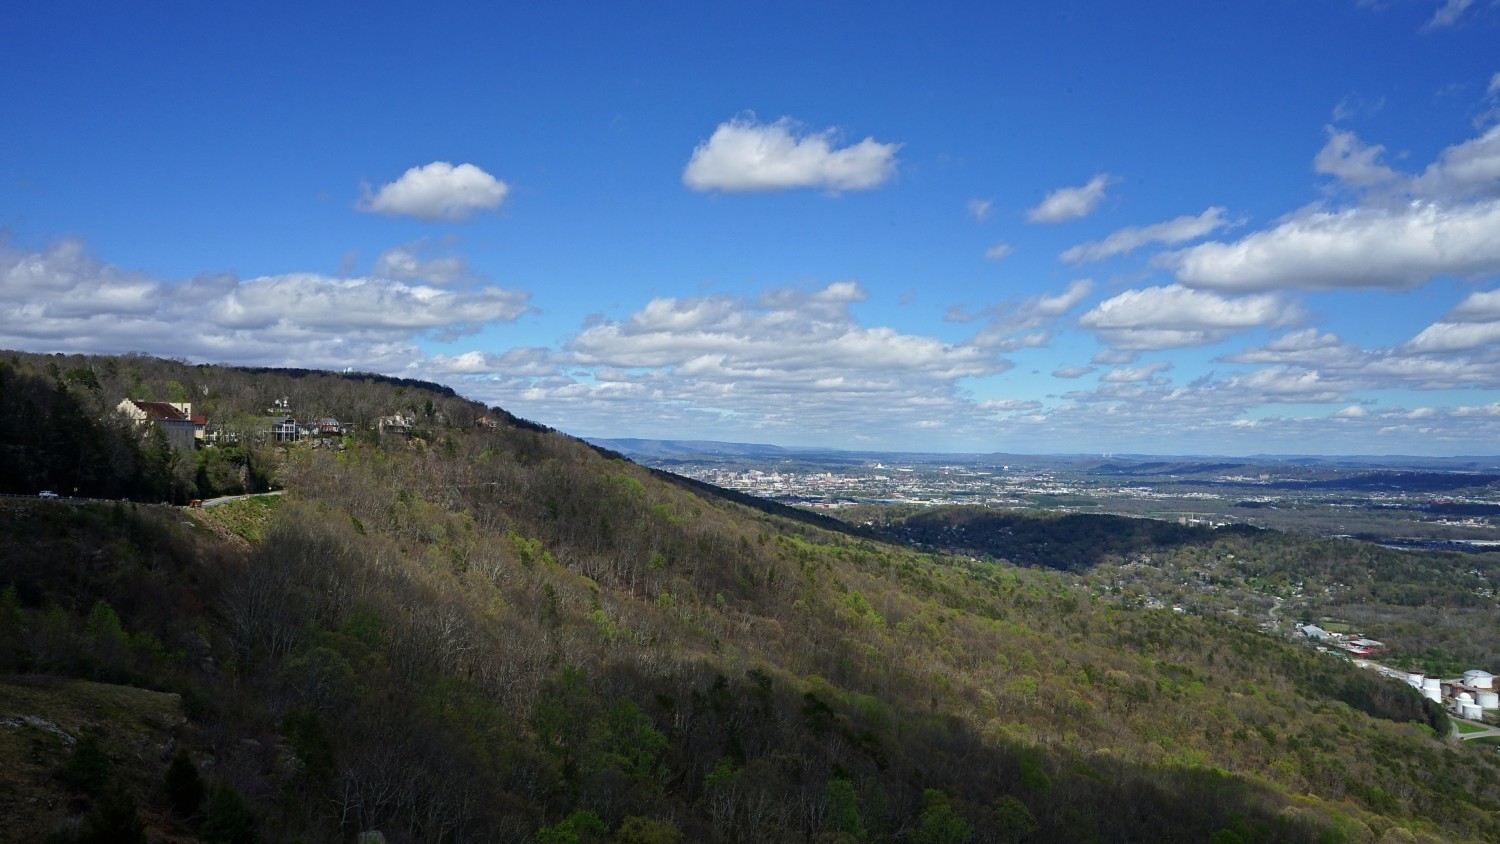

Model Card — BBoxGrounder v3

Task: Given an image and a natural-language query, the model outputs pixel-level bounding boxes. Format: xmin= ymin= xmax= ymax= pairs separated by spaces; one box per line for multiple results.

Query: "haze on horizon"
xmin=3 ymin=2 xmax=1500 ymax=457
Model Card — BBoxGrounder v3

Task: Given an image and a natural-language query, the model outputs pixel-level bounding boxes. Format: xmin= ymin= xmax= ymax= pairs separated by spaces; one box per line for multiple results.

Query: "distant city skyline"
xmin=3 ymin=2 xmax=1499 ymax=455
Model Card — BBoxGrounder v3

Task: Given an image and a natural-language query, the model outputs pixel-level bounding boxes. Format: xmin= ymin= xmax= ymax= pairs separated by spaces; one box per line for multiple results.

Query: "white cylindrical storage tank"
xmin=1479 ymin=690 xmax=1500 ymax=709
xmin=1462 ymin=702 xmax=1484 ymax=720
xmin=1464 ymin=670 xmax=1495 ymax=690
xmin=1422 ymin=677 xmax=1442 ymax=703
xmin=1457 ymin=692 xmax=1475 ymax=705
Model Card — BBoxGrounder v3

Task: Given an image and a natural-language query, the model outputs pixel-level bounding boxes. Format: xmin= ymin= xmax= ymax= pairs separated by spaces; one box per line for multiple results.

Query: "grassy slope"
xmin=0 ymin=676 xmax=185 ymax=844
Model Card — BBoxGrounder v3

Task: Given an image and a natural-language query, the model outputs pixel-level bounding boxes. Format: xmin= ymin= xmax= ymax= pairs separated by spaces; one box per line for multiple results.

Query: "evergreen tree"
xmin=202 ymin=783 xmax=257 ymax=844
xmin=164 ymin=747 xmax=206 ymax=819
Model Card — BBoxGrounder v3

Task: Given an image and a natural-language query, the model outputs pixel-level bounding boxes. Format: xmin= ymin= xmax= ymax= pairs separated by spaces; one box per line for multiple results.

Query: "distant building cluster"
xmin=1297 ymin=624 xmax=1388 ymax=657
xmin=115 ymin=396 xmax=420 ymax=451
xmin=1396 ymin=669 xmax=1499 ymax=721
xmin=1297 ymin=622 xmax=1498 ymax=722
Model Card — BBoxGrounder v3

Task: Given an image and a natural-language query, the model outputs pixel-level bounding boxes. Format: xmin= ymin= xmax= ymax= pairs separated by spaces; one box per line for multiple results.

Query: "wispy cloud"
xmin=1422 ymin=0 xmax=1476 ymax=31
xmin=1101 ymin=360 xmax=1173 ymax=384
xmin=1061 ymin=207 xmax=1231 ymax=263
xmin=373 ymin=241 xmax=469 ymax=284
xmin=1314 ymin=127 xmax=1401 ymax=188
xmin=1052 ymin=366 xmax=1097 ymax=379
xmin=984 ymin=242 xmax=1016 ymax=260
xmin=962 ymin=279 xmax=1093 ymax=351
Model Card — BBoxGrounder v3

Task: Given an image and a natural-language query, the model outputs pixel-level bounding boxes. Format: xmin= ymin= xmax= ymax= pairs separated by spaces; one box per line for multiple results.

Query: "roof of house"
xmin=128 ymin=400 xmax=189 ymax=421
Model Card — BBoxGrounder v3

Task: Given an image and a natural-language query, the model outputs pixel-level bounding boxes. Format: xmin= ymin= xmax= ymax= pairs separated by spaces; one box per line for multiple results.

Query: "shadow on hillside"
xmin=884 ymin=508 xmax=1262 ymax=572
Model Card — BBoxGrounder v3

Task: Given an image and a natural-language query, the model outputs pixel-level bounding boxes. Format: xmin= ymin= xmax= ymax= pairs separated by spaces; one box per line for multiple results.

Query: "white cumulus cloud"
xmin=571 ymin=282 xmax=997 ymax=380
xmin=1406 ymin=321 xmax=1500 ymax=354
xmin=1447 ymin=288 xmax=1500 ymax=321
xmin=358 ymin=161 xmax=509 ymax=222
xmin=1027 ymin=174 xmax=1115 ymax=223
xmin=1167 ymin=199 xmax=1500 ymax=292
xmin=1405 ymin=286 xmax=1500 ymax=353
xmin=682 ymin=116 xmax=900 ymax=193
xmin=0 ymin=237 xmax=531 ymax=370
xmin=1412 ymin=123 xmax=1500 ymax=201
xmin=461 ymin=281 xmax=1016 ymax=443
xmin=1168 ymin=124 xmax=1500 ymax=292
xmin=1221 ymin=329 xmax=1352 ymax=365
xmin=1078 ymin=284 xmax=1295 ymax=350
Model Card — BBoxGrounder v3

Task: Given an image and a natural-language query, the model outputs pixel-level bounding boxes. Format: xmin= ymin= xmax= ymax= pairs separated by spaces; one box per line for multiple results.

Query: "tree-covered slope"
xmin=2 ymin=352 xmax=1498 ymax=843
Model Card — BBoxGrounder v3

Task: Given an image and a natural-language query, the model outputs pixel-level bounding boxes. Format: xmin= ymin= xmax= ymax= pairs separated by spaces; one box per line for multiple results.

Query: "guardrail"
xmin=0 ymin=492 xmax=177 ymax=508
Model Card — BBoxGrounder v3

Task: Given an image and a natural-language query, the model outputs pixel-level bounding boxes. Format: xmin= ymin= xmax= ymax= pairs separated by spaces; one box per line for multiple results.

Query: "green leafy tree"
xmin=914 ymin=789 xmax=971 ymax=844
xmin=602 ymin=698 xmax=668 ymax=787
xmin=702 ymin=757 xmax=741 ymax=831
xmin=533 ymin=665 xmax=600 ymax=781
xmin=824 ymin=777 xmax=866 ymax=840
xmin=84 ymin=599 xmax=129 ymax=679
xmin=0 ymin=584 xmax=25 ymax=669
xmin=614 ymin=816 xmax=683 ymax=844
xmin=1017 ymin=751 xmax=1051 ymax=795
xmin=534 ymin=809 xmax=606 ymax=843
xmin=992 ymin=795 xmax=1037 ymax=843
xmin=282 ymin=708 xmax=335 ymax=786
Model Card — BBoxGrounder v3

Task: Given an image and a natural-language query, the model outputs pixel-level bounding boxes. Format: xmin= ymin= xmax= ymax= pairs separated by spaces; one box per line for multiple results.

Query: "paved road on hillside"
xmin=1453 ymin=718 xmax=1500 ymax=741
xmin=199 ymin=490 xmax=284 ymax=508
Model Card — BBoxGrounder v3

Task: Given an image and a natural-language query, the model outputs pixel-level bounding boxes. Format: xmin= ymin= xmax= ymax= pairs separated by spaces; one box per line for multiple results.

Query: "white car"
xmin=38 ymin=491 xmax=60 ymax=499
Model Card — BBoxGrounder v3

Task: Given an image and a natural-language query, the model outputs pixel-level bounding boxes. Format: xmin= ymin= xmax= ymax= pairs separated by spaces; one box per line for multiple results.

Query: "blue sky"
xmin=4 ymin=1 xmax=1500 ymax=455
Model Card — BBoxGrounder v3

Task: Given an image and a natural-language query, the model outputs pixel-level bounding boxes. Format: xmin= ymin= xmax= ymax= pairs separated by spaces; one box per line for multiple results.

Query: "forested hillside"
xmin=863 ymin=506 xmax=1500 ymax=678
xmin=3 ymin=352 xmax=1499 ymax=843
